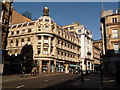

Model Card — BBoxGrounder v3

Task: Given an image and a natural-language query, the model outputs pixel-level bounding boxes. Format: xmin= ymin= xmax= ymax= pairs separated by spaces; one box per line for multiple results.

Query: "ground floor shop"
xmin=34 ymin=58 xmax=80 ymax=74
xmin=103 ymin=55 xmax=120 ymax=76
xmin=3 ymin=56 xmax=80 ymax=75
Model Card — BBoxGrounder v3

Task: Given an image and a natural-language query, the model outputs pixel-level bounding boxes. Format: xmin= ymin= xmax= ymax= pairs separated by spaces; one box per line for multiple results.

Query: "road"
xmin=2 ymin=73 xmax=120 ymax=89
xmin=2 ymin=73 xmax=80 ymax=89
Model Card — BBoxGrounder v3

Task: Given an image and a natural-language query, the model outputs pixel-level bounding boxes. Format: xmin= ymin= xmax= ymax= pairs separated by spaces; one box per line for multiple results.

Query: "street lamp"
xmin=20 ymin=56 xmax=26 ymax=78
xmin=100 ymin=51 xmax=103 ymax=88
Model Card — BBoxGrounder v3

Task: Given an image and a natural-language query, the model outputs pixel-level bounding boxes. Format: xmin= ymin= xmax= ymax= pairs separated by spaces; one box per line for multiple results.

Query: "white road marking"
xmin=44 ymin=80 xmax=48 ymax=82
xmin=16 ymin=85 xmax=24 ymax=88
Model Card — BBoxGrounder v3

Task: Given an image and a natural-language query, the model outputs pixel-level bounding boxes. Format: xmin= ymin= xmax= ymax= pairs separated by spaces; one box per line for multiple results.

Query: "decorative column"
xmin=47 ymin=60 xmax=51 ymax=73
xmin=18 ymin=38 xmax=21 ymax=46
xmin=53 ymin=37 xmax=57 ymax=56
xmin=48 ymin=37 xmax=51 ymax=54
xmin=60 ymin=40 xmax=61 ymax=48
xmin=7 ymin=40 xmax=10 ymax=47
xmin=13 ymin=39 xmax=16 ymax=47
xmin=41 ymin=35 xmax=44 ymax=55
xmin=54 ymin=59 xmax=56 ymax=73
xmin=39 ymin=60 xmax=42 ymax=73
xmin=33 ymin=35 xmax=37 ymax=55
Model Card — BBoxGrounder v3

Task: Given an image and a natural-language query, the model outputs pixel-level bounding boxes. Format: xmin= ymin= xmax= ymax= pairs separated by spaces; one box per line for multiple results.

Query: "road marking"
xmin=44 ymin=80 xmax=48 ymax=82
xmin=16 ymin=85 xmax=24 ymax=88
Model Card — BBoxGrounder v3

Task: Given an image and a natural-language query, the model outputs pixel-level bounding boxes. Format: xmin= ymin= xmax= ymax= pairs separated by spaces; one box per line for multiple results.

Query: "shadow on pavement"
xmin=42 ymin=73 xmax=120 ymax=89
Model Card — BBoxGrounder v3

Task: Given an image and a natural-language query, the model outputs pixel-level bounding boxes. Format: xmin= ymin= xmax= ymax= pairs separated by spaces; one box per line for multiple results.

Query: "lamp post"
xmin=100 ymin=51 xmax=103 ymax=88
xmin=20 ymin=56 xmax=26 ymax=78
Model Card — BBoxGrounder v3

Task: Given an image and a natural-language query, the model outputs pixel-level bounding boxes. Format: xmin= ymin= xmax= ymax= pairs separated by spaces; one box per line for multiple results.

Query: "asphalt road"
xmin=3 ymin=73 xmax=120 ymax=89
xmin=2 ymin=73 xmax=80 ymax=89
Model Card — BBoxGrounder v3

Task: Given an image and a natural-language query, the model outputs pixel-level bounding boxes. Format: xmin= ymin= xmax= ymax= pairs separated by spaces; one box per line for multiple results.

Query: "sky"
xmin=13 ymin=2 xmax=118 ymax=40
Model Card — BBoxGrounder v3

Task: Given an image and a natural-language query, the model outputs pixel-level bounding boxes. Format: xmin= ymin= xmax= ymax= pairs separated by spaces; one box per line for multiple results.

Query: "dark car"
xmin=73 ymin=69 xmax=81 ymax=74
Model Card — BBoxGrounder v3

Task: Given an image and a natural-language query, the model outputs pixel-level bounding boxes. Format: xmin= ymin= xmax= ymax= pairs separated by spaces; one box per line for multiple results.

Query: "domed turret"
xmin=37 ymin=7 xmax=54 ymax=24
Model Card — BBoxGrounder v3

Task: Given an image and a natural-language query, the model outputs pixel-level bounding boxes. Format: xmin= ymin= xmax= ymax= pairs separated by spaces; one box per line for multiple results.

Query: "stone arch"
xmin=20 ymin=44 xmax=34 ymax=73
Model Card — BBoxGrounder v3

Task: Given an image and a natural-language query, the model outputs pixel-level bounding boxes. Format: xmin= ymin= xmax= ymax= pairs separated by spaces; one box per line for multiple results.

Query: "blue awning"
xmin=69 ymin=64 xmax=80 ymax=67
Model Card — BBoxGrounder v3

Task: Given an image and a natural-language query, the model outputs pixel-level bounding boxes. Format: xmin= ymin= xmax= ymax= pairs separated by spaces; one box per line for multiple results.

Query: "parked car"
xmin=73 ymin=69 xmax=81 ymax=74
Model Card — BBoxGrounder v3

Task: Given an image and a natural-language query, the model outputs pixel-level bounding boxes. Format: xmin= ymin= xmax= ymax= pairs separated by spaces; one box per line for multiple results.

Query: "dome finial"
xmin=43 ymin=6 xmax=49 ymax=16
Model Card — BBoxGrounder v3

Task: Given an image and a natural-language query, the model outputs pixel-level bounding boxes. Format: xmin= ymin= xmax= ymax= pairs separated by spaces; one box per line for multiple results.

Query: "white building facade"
xmin=63 ymin=23 xmax=93 ymax=73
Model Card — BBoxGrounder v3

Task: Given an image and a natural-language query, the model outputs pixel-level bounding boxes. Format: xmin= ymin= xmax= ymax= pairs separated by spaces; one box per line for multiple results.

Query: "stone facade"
xmin=6 ymin=7 xmax=81 ymax=74
xmin=100 ymin=9 xmax=120 ymax=75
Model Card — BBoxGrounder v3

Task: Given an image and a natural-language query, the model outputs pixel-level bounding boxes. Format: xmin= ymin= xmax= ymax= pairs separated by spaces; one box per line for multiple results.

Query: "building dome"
xmin=36 ymin=7 xmax=54 ymax=25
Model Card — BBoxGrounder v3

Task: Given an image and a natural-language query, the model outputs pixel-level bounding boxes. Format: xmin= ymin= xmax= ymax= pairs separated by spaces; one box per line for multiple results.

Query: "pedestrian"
xmin=80 ymin=70 xmax=84 ymax=82
xmin=21 ymin=66 xmax=25 ymax=78
xmin=86 ymin=70 xmax=88 ymax=78
xmin=115 ymin=69 xmax=120 ymax=85
xmin=31 ymin=67 xmax=37 ymax=76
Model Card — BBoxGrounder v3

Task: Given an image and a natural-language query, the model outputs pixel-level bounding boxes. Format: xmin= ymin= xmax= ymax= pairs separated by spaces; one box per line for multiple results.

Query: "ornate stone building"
xmin=100 ymin=9 xmax=120 ymax=75
xmin=6 ymin=7 xmax=81 ymax=74
xmin=63 ymin=23 xmax=93 ymax=73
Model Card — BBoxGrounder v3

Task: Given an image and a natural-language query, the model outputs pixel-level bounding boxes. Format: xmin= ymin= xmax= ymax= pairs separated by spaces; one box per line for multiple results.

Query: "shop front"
xmin=69 ymin=64 xmax=80 ymax=73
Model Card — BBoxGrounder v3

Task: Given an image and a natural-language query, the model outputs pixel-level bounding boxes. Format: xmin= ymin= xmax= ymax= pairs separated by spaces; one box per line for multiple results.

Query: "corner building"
xmin=6 ymin=7 xmax=81 ymax=74
xmin=100 ymin=9 xmax=120 ymax=75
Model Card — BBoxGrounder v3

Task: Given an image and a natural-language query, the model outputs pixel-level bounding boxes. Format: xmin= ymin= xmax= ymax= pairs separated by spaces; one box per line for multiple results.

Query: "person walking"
xmin=31 ymin=67 xmax=37 ymax=76
xmin=80 ymin=70 xmax=84 ymax=82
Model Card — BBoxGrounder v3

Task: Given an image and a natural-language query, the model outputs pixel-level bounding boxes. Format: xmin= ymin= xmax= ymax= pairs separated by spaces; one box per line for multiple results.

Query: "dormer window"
xmin=39 ymin=19 xmax=42 ymax=22
xmin=28 ymin=28 xmax=32 ymax=32
xmin=70 ymin=27 xmax=74 ymax=30
xmin=17 ymin=31 xmax=19 ymax=34
xmin=78 ymin=30 xmax=81 ymax=33
xmin=11 ymin=31 xmax=14 ymax=35
xmin=112 ymin=18 xmax=117 ymax=23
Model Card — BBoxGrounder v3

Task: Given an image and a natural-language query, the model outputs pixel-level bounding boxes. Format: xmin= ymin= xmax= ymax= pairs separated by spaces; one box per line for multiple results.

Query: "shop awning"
xmin=69 ymin=64 xmax=80 ymax=67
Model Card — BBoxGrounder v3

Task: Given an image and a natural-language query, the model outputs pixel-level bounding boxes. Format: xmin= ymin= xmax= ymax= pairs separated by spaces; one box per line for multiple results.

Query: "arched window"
xmin=43 ymin=43 xmax=49 ymax=48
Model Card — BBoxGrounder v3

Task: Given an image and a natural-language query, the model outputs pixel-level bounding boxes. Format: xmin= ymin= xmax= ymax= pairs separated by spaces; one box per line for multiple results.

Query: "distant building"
xmin=92 ymin=40 xmax=101 ymax=72
xmin=22 ymin=11 xmax=32 ymax=19
xmin=63 ymin=23 xmax=93 ymax=73
xmin=100 ymin=9 xmax=120 ymax=75
xmin=93 ymin=39 xmax=103 ymax=51
xmin=6 ymin=7 xmax=81 ymax=74
xmin=11 ymin=10 xmax=32 ymax=24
